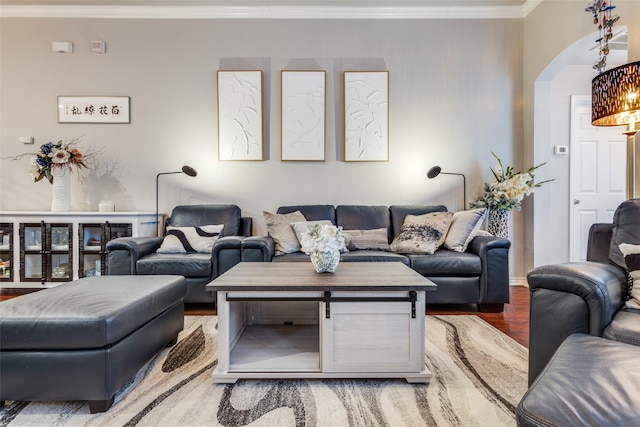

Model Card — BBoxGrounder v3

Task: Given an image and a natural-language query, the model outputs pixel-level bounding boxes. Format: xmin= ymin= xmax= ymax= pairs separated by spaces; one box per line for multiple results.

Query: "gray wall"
xmin=1 ymin=17 xmax=525 ymax=274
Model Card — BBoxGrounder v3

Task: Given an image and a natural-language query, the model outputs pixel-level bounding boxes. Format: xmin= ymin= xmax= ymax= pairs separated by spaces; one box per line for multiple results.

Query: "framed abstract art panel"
xmin=217 ymin=70 xmax=263 ymax=161
xmin=343 ymin=71 xmax=389 ymax=162
xmin=281 ymin=70 xmax=326 ymax=161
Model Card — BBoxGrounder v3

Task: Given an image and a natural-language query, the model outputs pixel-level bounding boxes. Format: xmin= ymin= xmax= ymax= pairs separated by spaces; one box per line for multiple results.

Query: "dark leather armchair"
xmin=107 ymin=204 xmax=252 ymax=303
xmin=527 ymin=199 xmax=640 ymax=384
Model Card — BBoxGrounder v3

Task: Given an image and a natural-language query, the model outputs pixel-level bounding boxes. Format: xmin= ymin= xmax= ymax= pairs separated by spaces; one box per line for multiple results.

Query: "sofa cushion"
xmin=166 ymin=204 xmax=241 ymax=237
xmin=344 ymin=228 xmax=390 ymax=251
xmin=0 ymin=275 xmax=185 ymax=350
xmin=443 ymin=208 xmax=487 ymax=252
xmin=277 ymin=205 xmax=336 ymax=223
xmin=389 ymin=205 xmax=448 ymax=238
xmin=336 ymin=206 xmax=391 ymax=241
xmin=157 ymin=224 xmax=224 ymax=253
xmin=390 ymin=212 xmax=454 ymax=254
xmin=609 ymin=199 xmax=640 ymax=269
xmin=603 ymin=308 xmax=640 ymax=346
xmin=263 ymin=210 xmax=306 ymax=255
xmin=516 ymin=334 xmax=640 ymax=427
xmin=408 ymin=250 xmax=482 ymax=276
xmin=137 ymin=252 xmax=212 ymax=277
xmin=340 ymin=250 xmax=409 ymax=265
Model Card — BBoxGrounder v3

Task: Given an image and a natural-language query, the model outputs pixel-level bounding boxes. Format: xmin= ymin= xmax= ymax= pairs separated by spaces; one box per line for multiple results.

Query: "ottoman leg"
xmin=88 ymin=395 xmax=115 ymax=414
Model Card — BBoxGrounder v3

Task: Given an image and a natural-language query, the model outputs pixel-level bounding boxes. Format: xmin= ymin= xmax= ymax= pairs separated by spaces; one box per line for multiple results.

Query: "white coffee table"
xmin=207 ymin=262 xmax=436 ymax=384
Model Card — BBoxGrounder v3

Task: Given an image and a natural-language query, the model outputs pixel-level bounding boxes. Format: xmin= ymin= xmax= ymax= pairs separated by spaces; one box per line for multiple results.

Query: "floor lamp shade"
xmin=427 ymin=166 xmax=466 ymax=209
xmin=591 ymin=61 xmax=640 ymax=199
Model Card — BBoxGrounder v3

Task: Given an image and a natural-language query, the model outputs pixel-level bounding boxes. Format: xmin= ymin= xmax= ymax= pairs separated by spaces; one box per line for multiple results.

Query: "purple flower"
xmin=39 ymin=142 xmax=54 ymax=155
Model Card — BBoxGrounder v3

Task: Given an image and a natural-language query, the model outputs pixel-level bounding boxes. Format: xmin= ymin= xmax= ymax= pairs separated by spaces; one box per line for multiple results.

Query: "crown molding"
xmin=0 ymin=1 xmax=543 ymax=19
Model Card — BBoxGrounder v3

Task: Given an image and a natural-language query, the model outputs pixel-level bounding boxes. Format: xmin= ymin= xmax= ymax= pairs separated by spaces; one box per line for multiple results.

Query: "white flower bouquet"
xmin=470 ymin=152 xmax=553 ymax=211
xmin=300 ymin=224 xmax=348 ymax=254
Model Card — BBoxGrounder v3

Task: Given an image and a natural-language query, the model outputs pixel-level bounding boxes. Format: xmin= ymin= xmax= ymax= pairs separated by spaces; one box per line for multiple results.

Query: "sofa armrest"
xmin=526 ymin=261 xmax=627 ymax=384
xmin=241 ymin=236 xmax=275 ymax=262
xmin=106 ymin=236 xmax=163 ymax=275
xmin=212 ymin=236 xmax=245 ymax=278
xmin=466 ymin=235 xmax=511 ymax=305
xmin=586 ymin=223 xmax=614 ymax=262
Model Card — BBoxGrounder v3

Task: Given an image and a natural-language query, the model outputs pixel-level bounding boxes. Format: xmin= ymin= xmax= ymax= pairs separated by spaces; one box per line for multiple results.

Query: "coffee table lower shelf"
xmin=213 ymin=295 xmax=431 ymax=384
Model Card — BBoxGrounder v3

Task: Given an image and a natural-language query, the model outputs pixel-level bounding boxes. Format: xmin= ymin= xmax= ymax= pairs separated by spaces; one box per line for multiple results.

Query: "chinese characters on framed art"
xmin=58 ymin=96 xmax=130 ymax=123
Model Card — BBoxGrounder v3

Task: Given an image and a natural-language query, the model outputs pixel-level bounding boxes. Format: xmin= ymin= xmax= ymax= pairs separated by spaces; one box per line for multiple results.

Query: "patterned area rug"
xmin=0 ymin=315 xmax=527 ymax=426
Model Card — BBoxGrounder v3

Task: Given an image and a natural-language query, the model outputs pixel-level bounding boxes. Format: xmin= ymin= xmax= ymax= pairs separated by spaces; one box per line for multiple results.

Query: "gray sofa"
xmin=517 ymin=199 xmax=640 ymax=426
xmin=241 ymin=204 xmax=511 ymax=312
xmin=107 ymin=204 xmax=252 ymax=303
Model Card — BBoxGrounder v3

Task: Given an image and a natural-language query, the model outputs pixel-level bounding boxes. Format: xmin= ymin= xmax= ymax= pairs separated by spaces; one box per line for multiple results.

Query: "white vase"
xmin=310 ymin=249 xmax=340 ymax=273
xmin=50 ymin=165 xmax=71 ymax=212
xmin=488 ymin=208 xmax=510 ymax=239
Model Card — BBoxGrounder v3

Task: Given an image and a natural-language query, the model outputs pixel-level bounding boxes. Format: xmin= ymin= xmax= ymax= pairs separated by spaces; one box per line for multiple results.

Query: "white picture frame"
xmin=217 ymin=70 xmax=264 ymax=161
xmin=57 ymin=96 xmax=130 ymax=123
xmin=281 ymin=70 xmax=326 ymax=161
xmin=344 ymin=71 xmax=389 ymax=162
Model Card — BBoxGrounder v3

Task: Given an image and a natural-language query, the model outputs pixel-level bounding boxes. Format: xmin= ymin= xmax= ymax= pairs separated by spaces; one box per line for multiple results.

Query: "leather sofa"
xmin=241 ymin=204 xmax=511 ymax=312
xmin=517 ymin=199 xmax=640 ymax=426
xmin=107 ymin=204 xmax=252 ymax=303
xmin=525 ymin=198 xmax=640 ymax=385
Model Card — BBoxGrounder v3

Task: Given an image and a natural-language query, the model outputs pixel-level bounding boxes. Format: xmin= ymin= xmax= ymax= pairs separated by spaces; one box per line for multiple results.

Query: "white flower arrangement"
xmin=300 ymin=224 xmax=348 ymax=254
xmin=469 ymin=152 xmax=553 ymax=211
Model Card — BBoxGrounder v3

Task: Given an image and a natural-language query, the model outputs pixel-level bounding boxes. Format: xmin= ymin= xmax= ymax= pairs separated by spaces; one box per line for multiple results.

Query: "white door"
xmin=569 ymin=95 xmax=626 ymax=262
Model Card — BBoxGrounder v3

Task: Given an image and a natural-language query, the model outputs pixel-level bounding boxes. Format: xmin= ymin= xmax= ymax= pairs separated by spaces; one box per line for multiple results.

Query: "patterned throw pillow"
xmin=343 ymin=228 xmax=390 ymax=251
xmin=157 ymin=224 xmax=224 ymax=253
xmin=443 ymin=208 xmax=487 ymax=252
xmin=390 ymin=212 xmax=454 ymax=254
xmin=263 ymin=210 xmax=307 ymax=255
xmin=619 ymin=243 xmax=640 ymax=309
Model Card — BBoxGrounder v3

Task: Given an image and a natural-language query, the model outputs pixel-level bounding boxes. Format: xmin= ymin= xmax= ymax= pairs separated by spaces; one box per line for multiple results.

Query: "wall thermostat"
xmin=554 ymin=146 xmax=569 ymax=155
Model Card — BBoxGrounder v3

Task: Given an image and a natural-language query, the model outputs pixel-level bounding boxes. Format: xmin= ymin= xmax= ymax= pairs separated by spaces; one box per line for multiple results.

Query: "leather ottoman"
xmin=516 ymin=333 xmax=640 ymax=426
xmin=0 ymin=275 xmax=186 ymax=413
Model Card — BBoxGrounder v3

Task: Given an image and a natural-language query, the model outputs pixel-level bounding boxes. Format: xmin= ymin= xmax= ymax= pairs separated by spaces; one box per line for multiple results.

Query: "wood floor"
xmin=0 ymin=285 xmax=530 ymax=348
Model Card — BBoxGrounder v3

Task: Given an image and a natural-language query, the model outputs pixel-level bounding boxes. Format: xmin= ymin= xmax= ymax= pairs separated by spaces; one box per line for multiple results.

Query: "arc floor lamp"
xmin=591 ymin=60 xmax=640 ymax=199
xmin=427 ymin=166 xmax=466 ymax=209
xmin=155 ymin=165 xmax=198 ymax=236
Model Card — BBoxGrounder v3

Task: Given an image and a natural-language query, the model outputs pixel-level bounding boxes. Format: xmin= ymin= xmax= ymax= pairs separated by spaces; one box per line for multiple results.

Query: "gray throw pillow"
xmin=343 ymin=228 xmax=390 ymax=251
xmin=443 ymin=208 xmax=487 ymax=252
xmin=263 ymin=210 xmax=306 ymax=255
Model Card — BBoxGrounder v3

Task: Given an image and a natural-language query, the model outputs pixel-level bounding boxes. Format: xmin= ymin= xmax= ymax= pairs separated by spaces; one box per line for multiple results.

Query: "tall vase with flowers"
xmin=2 ymin=138 xmax=93 ymax=212
xmin=299 ymin=224 xmax=348 ymax=273
xmin=469 ymin=152 xmax=553 ymax=239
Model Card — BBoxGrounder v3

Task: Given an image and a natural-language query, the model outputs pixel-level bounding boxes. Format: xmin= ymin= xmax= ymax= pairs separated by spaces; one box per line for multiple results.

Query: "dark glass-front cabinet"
xmin=79 ymin=222 xmax=132 ymax=278
xmin=0 ymin=223 xmax=13 ymax=281
xmin=20 ymin=222 xmax=73 ymax=283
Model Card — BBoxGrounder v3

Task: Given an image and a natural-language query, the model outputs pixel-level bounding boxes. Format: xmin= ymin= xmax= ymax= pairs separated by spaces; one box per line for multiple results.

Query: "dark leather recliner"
xmin=107 ymin=204 xmax=252 ymax=303
xmin=526 ymin=199 xmax=640 ymax=385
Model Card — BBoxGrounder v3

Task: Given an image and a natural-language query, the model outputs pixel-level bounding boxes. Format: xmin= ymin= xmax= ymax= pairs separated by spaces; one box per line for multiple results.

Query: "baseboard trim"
xmin=510 ymin=277 xmax=528 ymax=287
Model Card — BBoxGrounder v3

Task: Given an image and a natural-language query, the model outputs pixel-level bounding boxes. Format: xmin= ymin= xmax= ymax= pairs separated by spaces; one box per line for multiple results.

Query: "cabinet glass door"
xmin=49 ymin=224 xmax=72 ymax=281
xmin=20 ymin=222 xmax=72 ymax=283
xmin=21 ymin=224 xmax=44 ymax=281
xmin=0 ymin=223 xmax=13 ymax=281
xmin=79 ymin=224 xmax=103 ymax=278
